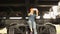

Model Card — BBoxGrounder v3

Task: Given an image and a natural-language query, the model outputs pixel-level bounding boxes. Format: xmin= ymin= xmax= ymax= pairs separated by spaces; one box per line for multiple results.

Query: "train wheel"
xmin=38 ymin=24 xmax=56 ymax=34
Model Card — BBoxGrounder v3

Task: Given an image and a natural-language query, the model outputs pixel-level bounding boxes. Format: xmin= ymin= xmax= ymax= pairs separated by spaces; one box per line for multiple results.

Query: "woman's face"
xmin=30 ymin=8 xmax=33 ymax=11
xmin=30 ymin=8 xmax=34 ymax=13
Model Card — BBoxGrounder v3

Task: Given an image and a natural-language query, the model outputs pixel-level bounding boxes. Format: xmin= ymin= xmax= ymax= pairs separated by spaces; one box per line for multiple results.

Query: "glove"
xmin=36 ymin=16 xmax=40 ymax=19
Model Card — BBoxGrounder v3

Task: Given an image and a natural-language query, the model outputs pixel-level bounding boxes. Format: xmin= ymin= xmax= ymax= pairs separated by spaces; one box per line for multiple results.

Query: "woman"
xmin=28 ymin=8 xmax=39 ymax=34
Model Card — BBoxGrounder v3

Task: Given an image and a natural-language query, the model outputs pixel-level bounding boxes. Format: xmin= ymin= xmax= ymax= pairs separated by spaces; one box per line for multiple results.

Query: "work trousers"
xmin=28 ymin=20 xmax=37 ymax=34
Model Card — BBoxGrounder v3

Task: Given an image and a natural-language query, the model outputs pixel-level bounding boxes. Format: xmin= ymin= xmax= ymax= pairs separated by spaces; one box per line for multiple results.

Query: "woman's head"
xmin=30 ymin=8 xmax=38 ymax=14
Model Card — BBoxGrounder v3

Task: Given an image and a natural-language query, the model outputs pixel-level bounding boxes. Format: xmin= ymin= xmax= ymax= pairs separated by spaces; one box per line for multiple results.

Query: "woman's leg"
xmin=33 ymin=21 xmax=37 ymax=34
xmin=28 ymin=20 xmax=33 ymax=32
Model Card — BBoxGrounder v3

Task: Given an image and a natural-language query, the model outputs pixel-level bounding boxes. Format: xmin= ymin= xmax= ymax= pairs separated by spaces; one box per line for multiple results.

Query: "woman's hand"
xmin=28 ymin=13 xmax=31 ymax=16
xmin=36 ymin=16 xmax=40 ymax=19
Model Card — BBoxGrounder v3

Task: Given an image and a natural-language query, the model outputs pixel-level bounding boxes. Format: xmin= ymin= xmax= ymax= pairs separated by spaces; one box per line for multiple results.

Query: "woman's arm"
xmin=28 ymin=9 xmax=33 ymax=16
xmin=28 ymin=13 xmax=31 ymax=16
xmin=36 ymin=9 xmax=39 ymax=16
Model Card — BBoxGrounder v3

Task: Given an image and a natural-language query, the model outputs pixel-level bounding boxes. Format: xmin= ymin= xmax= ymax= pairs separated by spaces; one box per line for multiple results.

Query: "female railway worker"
xmin=28 ymin=8 xmax=39 ymax=34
